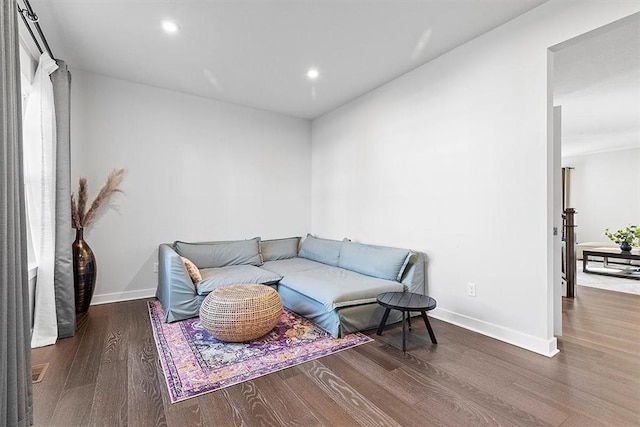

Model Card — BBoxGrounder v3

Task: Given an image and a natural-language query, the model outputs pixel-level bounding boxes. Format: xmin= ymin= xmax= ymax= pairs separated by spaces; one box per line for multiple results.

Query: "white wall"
xmin=563 ymin=147 xmax=640 ymax=243
xmin=311 ymin=1 xmax=640 ymax=356
xmin=71 ymin=70 xmax=311 ymax=304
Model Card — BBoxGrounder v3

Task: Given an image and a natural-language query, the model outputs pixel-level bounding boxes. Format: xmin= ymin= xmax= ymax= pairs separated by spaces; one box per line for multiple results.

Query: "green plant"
xmin=604 ymin=225 xmax=640 ymax=246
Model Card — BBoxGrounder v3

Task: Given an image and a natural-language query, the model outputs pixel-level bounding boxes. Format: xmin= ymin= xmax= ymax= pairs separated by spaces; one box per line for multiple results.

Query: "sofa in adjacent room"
xmin=575 ymin=241 xmax=618 ymax=260
xmin=156 ymin=235 xmax=426 ymax=338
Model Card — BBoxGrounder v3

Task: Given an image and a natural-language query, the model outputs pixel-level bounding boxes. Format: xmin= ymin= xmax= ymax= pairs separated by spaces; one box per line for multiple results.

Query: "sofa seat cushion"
xmin=260 ymin=257 xmax=326 ymax=276
xmin=196 ymin=265 xmax=282 ymax=296
xmin=278 ymin=265 xmax=404 ymax=311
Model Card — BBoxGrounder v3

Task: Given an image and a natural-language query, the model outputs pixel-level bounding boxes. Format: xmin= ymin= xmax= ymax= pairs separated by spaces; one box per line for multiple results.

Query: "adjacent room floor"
xmin=576 ymin=260 xmax=640 ymax=295
xmin=32 ymin=285 xmax=639 ymax=426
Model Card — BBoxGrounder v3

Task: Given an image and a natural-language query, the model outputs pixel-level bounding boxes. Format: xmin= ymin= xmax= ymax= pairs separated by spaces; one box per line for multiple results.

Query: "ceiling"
xmin=24 ymin=0 xmax=547 ymax=119
xmin=554 ymin=18 xmax=640 ymax=157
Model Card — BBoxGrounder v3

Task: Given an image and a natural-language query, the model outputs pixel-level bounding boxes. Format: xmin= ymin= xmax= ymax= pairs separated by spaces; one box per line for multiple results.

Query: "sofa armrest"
xmin=401 ymin=251 xmax=426 ymax=295
xmin=156 ymin=244 xmax=201 ymax=322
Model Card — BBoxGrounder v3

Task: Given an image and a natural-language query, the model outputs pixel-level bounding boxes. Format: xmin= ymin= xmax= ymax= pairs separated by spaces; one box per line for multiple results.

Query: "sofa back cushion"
xmin=259 ymin=237 xmax=300 ymax=262
xmin=297 ymin=235 xmax=342 ymax=266
xmin=173 ymin=237 xmax=262 ymax=269
xmin=338 ymin=241 xmax=410 ymax=281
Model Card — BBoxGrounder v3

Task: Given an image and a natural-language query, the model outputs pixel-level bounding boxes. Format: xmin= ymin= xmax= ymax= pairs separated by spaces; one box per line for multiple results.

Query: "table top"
xmin=377 ymin=292 xmax=436 ymax=311
xmin=583 ymin=247 xmax=640 ymax=259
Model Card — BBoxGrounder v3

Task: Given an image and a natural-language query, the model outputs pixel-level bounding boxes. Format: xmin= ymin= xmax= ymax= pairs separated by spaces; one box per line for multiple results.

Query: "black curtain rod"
xmin=16 ymin=0 xmax=55 ymax=60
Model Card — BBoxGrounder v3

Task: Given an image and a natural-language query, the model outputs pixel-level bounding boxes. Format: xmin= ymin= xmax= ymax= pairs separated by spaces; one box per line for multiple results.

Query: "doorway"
xmin=549 ymin=13 xmax=640 ymax=336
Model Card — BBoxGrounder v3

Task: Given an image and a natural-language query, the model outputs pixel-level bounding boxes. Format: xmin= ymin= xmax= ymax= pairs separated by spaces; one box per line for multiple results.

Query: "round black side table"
xmin=376 ymin=291 xmax=437 ymax=352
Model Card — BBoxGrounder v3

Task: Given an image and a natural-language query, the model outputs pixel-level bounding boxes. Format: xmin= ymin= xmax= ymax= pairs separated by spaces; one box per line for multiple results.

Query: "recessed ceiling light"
xmin=306 ymin=68 xmax=319 ymax=80
xmin=161 ymin=20 xmax=179 ymax=34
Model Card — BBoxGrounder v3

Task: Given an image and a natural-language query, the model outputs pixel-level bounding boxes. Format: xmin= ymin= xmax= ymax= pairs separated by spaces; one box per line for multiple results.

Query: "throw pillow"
xmin=180 ymin=256 xmax=202 ymax=284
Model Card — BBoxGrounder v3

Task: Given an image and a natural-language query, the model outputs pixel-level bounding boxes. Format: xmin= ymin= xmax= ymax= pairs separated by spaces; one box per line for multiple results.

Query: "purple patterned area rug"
xmin=148 ymin=300 xmax=373 ymax=403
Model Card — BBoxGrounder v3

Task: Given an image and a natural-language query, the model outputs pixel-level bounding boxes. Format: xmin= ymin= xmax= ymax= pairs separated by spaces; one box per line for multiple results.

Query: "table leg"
xmin=376 ymin=308 xmax=391 ymax=335
xmin=407 ymin=312 xmax=412 ymax=330
xmin=421 ymin=311 xmax=437 ymax=344
xmin=402 ymin=310 xmax=406 ymax=352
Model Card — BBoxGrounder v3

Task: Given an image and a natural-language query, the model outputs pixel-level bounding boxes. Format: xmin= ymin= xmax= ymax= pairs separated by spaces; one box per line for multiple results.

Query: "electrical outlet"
xmin=467 ymin=282 xmax=476 ymax=297
xmin=153 ymin=262 xmax=158 ymax=273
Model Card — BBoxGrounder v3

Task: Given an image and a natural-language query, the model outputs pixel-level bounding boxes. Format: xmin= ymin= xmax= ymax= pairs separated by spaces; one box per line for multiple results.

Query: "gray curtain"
xmin=51 ymin=62 xmax=75 ymax=338
xmin=1 ymin=0 xmax=34 ymax=425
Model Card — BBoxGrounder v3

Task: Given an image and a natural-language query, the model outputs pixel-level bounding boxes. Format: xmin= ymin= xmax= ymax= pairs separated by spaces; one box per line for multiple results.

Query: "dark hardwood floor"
xmin=32 ymin=286 xmax=640 ymax=426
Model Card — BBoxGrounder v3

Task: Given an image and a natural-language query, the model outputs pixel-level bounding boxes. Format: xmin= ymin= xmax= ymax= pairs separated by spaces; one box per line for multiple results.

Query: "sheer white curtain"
xmin=24 ymin=52 xmax=59 ymax=348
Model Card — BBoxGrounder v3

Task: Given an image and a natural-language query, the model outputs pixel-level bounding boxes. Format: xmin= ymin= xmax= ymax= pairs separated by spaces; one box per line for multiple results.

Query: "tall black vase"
xmin=73 ymin=228 xmax=97 ymax=314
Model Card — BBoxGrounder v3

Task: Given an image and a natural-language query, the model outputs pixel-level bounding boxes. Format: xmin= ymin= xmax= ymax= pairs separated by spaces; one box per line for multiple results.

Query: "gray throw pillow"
xmin=259 ymin=237 xmax=301 ymax=262
xmin=297 ymin=234 xmax=342 ymax=266
xmin=173 ymin=237 xmax=262 ymax=269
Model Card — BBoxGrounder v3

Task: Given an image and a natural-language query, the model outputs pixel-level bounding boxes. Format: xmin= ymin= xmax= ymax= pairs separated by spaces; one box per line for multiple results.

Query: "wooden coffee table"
xmin=583 ymin=247 xmax=640 ymax=281
xmin=376 ymin=291 xmax=437 ymax=352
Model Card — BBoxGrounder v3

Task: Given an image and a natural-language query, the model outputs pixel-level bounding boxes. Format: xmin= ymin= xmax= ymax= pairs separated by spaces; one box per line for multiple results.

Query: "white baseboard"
xmin=91 ymin=288 xmax=156 ymax=306
xmin=89 ymin=289 xmax=559 ymax=357
xmin=430 ymin=308 xmax=559 ymax=358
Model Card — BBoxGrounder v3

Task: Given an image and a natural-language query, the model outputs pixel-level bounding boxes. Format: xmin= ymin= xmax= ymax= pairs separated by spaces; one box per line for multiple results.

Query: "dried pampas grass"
xmin=71 ymin=168 xmax=125 ymax=229
xmin=77 ymin=176 xmax=88 ymax=225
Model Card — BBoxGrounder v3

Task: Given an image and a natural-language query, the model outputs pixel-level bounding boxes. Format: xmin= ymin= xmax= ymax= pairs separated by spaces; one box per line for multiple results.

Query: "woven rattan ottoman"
xmin=199 ymin=284 xmax=283 ymax=342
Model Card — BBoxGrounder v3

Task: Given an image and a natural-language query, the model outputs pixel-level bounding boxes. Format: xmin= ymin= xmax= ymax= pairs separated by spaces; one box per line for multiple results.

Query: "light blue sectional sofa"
xmin=156 ymin=235 xmax=425 ymax=338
